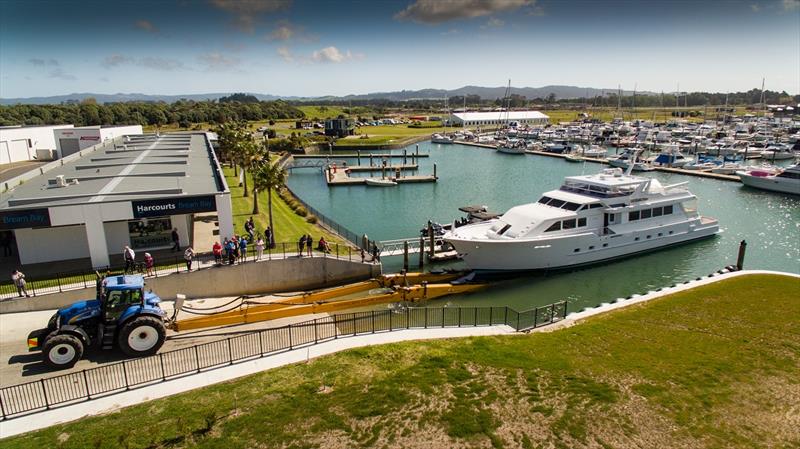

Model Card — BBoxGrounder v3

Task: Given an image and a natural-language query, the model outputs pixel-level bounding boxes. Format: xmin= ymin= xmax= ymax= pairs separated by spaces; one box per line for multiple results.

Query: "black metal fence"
xmin=0 ymin=242 xmax=365 ymax=301
xmin=0 ymin=302 xmax=567 ymax=420
xmin=284 ymin=185 xmax=365 ymax=248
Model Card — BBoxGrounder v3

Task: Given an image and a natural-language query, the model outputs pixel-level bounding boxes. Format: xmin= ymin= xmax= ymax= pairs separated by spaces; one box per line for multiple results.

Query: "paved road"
xmin=0 ymin=295 xmax=337 ymax=387
xmin=0 ymin=161 xmax=46 ymax=183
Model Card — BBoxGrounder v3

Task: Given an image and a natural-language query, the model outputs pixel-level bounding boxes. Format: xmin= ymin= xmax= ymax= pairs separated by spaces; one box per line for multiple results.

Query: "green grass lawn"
xmin=7 ymin=274 xmax=799 ymax=448
xmin=223 ymin=167 xmax=349 ymax=250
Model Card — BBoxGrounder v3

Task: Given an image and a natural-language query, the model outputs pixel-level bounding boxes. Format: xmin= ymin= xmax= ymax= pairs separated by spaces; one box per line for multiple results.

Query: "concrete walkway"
xmin=0 ymin=325 xmax=515 ymax=438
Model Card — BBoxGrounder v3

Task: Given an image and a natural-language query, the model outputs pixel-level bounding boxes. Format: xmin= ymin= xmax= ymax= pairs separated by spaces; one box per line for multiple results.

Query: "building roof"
xmin=452 ymin=111 xmax=549 ymax=121
xmin=0 ymin=132 xmax=227 ymax=211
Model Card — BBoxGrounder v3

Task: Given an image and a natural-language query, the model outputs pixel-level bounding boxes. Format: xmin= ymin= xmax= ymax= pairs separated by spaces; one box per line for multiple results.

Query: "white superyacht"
xmin=444 ymin=167 xmax=719 ymax=271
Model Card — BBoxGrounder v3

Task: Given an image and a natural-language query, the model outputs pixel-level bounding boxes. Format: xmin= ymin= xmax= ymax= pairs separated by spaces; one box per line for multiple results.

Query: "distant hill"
xmin=0 ymin=85 xmax=648 ymax=105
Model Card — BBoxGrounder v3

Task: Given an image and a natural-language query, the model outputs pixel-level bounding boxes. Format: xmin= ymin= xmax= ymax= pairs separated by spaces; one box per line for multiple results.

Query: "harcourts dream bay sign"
xmin=132 ymin=196 xmax=217 ymax=218
xmin=0 ymin=208 xmax=51 ymax=230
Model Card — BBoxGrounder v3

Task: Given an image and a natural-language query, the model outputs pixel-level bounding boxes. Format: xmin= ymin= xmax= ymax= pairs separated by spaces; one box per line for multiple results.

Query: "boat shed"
xmin=0 ymin=124 xmax=75 ymax=164
xmin=54 ymin=125 xmax=143 ymax=159
xmin=0 ymin=132 xmax=233 ymax=269
xmin=449 ymin=111 xmax=549 ymax=127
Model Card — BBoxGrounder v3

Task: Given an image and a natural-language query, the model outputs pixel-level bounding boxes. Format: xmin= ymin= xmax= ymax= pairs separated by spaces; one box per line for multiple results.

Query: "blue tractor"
xmin=27 ymin=274 xmax=168 ymax=369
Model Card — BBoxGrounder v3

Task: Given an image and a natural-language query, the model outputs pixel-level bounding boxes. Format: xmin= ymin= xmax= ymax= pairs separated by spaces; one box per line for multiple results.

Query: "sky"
xmin=1 ymin=0 xmax=799 ymax=98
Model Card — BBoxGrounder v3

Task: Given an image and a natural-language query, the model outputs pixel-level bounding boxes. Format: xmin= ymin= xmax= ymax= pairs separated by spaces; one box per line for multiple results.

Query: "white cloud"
xmin=270 ymin=22 xmax=294 ymax=40
xmin=102 ymin=54 xmax=133 ymax=68
xmin=311 ymin=46 xmax=358 ymax=63
xmin=277 ymin=46 xmax=294 ymax=62
xmin=134 ymin=19 xmax=158 ymax=33
xmin=209 ymin=0 xmax=292 ymax=33
xmin=102 ymin=55 xmax=185 ymax=71
xmin=395 ymin=0 xmax=533 ymax=24
xmin=197 ymin=52 xmax=241 ymax=70
xmin=750 ymin=3 xmax=761 ymax=12
xmin=783 ymin=0 xmax=799 ymax=10
xmin=481 ymin=17 xmax=505 ymax=28
xmin=139 ymin=57 xmax=185 ymax=71
xmin=440 ymin=28 xmax=460 ymax=35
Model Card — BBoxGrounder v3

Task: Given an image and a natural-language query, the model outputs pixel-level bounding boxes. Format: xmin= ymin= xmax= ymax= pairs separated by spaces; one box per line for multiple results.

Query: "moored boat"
xmin=365 ymin=178 xmax=398 ymax=187
xmin=736 ymin=164 xmax=800 ymax=195
xmin=444 ymin=167 xmax=720 ymax=271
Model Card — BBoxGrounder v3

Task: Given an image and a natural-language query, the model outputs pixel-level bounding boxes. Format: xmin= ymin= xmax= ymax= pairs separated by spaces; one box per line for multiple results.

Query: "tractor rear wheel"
xmin=118 ymin=316 xmax=166 ymax=357
xmin=42 ymin=334 xmax=84 ymax=369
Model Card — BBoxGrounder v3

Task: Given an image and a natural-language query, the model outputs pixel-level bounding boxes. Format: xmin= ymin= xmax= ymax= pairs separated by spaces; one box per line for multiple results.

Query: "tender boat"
xmin=581 ymin=145 xmax=607 ymax=158
xmin=431 ymin=133 xmax=454 ymax=144
xmin=444 ymin=167 xmax=720 ymax=271
xmin=497 ymin=138 xmax=526 ymax=155
xmin=760 ymin=143 xmax=795 ymax=161
xmin=365 ymin=178 xmax=398 ymax=187
xmin=608 ymin=148 xmax=655 ymax=171
xmin=649 ymin=144 xmax=691 ymax=168
xmin=737 ymin=164 xmax=800 ymax=195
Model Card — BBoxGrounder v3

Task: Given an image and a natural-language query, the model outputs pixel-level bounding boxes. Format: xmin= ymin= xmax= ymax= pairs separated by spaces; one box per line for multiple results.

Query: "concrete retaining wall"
xmin=0 ymin=257 xmax=382 ymax=314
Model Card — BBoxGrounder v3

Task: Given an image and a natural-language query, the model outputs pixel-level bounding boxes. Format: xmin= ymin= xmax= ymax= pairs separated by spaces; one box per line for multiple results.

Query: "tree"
xmin=251 ymin=161 xmax=286 ymax=244
xmin=238 ymin=135 xmax=263 ymax=198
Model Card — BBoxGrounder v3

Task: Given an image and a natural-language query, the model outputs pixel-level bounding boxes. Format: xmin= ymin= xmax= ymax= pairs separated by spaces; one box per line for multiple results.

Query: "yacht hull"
xmin=446 ymin=220 xmax=719 ymax=271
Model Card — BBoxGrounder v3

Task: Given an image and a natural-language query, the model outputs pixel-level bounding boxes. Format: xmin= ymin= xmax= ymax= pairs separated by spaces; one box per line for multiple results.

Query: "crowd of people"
xmin=7 ymin=216 xmax=378 ymax=298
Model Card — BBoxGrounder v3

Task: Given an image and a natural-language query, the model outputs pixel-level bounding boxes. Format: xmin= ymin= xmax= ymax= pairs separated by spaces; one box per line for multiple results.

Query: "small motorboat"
xmin=365 ymin=178 xmax=398 ymax=187
xmin=564 ymin=153 xmax=583 ymax=163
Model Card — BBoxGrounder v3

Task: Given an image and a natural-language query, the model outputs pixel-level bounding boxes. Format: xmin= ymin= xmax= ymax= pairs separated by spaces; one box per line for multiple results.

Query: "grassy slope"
xmin=6 ymin=274 xmax=799 ymax=449
xmin=223 ymin=167 xmax=347 ymax=249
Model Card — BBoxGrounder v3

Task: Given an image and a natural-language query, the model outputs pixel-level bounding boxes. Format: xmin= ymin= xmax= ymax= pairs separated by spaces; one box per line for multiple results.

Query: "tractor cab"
xmin=99 ymin=275 xmax=159 ymax=323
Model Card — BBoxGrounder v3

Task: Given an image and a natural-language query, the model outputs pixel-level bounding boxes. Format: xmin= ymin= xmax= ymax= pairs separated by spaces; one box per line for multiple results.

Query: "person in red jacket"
xmin=212 ymin=241 xmax=223 ymax=265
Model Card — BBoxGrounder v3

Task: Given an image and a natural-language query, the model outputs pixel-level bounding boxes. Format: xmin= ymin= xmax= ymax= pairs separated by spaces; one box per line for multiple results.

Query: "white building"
xmin=0 ymin=124 xmax=74 ymax=164
xmin=0 ymin=132 xmax=233 ymax=269
xmin=449 ymin=111 xmax=549 ymax=127
xmin=54 ymin=125 xmax=143 ymax=159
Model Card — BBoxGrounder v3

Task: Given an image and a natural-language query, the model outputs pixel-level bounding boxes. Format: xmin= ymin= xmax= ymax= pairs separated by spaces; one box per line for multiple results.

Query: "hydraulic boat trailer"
xmin=170 ymin=271 xmax=483 ymax=332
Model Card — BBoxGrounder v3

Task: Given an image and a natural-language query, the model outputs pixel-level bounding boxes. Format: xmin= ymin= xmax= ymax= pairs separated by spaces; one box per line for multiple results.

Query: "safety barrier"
xmin=0 ymin=302 xmax=566 ymax=420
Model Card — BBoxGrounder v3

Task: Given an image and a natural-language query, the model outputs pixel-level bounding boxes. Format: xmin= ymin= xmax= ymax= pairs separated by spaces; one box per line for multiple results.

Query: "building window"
xmin=629 ymin=211 xmax=640 ymax=221
xmin=128 ymin=217 xmax=173 ymax=249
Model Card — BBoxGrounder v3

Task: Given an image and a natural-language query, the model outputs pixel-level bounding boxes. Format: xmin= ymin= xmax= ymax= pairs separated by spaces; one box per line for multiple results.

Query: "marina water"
xmin=287 ymin=142 xmax=800 ymax=312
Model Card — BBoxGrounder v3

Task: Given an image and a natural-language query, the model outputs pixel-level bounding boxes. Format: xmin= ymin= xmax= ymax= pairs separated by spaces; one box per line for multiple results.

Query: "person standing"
xmin=227 ymin=239 xmax=236 ymax=265
xmin=306 ymin=234 xmax=313 ymax=257
xmin=123 ymin=246 xmax=136 ymax=273
xmin=11 ymin=270 xmax=28 ymax=297
xmin=298 ymin=235 xmax=305 ymax=257
xmin=212 ymin=241 xmax=223 ymax=264
xmin=239 ymin=237 xmax=248 ymax=262
xmin=371 ymin=242 xmax=380 ymax=263
xmin=265 ymin=227 xmax=274 ymax=249
xmin=183 ymin=247 xmax=194 ymax=271
xmin=144 ymin=252 xmax=154 ymax=276
xmin=171 ymin=228 xmax=180 ymax=252
xmin=255 ymin=237 xmax=265 ymax=260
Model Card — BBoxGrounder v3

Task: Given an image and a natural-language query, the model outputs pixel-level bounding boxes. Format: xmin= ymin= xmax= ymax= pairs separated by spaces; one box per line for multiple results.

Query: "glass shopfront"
xmin=128 ymin=217 xmax=172 ymax=249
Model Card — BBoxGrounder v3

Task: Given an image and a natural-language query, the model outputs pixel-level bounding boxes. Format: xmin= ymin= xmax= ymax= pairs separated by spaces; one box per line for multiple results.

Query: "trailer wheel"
xmin=118 ymin=316 xmax=166 ymax=357
xmin=42 ymin=334 xmax=84 ymax=369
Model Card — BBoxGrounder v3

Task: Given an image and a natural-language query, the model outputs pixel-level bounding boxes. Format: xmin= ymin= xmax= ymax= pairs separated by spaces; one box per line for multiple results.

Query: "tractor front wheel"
xmin=118 ymin=316 xmax=166 ymax=357
xmin=42 ymin=334 xmax=84 ymax=369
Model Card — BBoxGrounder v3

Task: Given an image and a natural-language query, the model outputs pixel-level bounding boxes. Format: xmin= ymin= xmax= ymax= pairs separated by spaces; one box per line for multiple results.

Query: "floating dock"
xmin=294 ymin=153 xmax=429 ymax=159
xmin=345 ymin=164 xmax=418 ymax=172
xmin=325 ymin=163 xmax=437 ymax=186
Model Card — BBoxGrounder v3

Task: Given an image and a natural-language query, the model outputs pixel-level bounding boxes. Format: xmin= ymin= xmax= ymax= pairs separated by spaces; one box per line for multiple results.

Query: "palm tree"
xmin=251 ymin=160 xmax=286 ymax=242
xmin=238 ymin=136 xmax=263 ymax=198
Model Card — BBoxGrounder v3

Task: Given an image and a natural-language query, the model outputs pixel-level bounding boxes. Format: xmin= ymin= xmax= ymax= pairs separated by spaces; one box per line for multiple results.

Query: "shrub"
xmin=306 ymin=215 xmax=317 ymax=224
xmin=296 ymin=207 xmax=308 ymax=217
